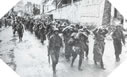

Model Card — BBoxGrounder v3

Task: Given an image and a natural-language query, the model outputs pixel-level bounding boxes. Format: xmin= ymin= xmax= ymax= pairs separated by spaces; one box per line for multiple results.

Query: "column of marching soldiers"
xmin=0 ymin=14 xmax=126 ymax=75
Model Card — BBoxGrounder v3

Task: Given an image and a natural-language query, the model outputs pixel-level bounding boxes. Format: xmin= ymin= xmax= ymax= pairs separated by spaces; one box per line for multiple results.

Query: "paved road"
xmin=0 ymin=27 xmax=127 ymax=77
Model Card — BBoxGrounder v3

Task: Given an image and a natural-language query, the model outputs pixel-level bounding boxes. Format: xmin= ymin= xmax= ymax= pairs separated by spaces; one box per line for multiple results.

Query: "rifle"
xmin=48 ymin=55 xmax=50 ymax=65
xmin=47 ymin=45 xmax=50 ymax=65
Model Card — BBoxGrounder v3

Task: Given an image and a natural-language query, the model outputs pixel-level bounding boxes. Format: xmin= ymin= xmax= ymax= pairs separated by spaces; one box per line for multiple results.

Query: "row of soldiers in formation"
xmin=1 ymin=14 xmax=126 ymax=75
xmin=46 ymin=22 xmax=125 ymax=75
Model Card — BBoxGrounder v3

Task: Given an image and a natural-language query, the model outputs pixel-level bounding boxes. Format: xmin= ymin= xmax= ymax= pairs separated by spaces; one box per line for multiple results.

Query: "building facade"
xmin=44 ymin=0 xmax=111 ymax=27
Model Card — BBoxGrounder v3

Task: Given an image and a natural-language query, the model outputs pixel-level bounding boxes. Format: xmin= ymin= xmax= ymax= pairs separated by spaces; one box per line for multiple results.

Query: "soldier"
xmin=28 ymin=19 xmax=34 ymax=34
xmin=69 ymin=31 xmax=87 ymax=71
xmin=25 ymin=18 xmax=31 ymax=30
xmin=34 ymin=21 xmax=40 ymax=39
xmin=62 ymin=24 xmax=75 ymax=61
xmin=112 ymin=25 xmax=125 ymax=62
xmin=93 ymin=27 xmax=108 ymax=70
xmin=48 ymin=28 xmax=63 ymax=75
xmin=4 ymin=18 xmax=8 ymax=27
xmin=38 ymin=22 xmax=46 ymax=44
xmin=82 ymin=27 xmax=90 ymax=59
xmin=63 ymin=29 xmax=72 ymax=61
xmin=46 ymin=23 xmax=54 ymax=40
xmin=17 ymin=21 xmax=24 ymax=42
xmin=12 ymin=18 xmax=18 ymax=36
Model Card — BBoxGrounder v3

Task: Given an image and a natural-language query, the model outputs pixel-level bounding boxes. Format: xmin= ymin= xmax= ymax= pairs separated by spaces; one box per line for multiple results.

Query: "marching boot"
xmin=86 ymin=45 xmax=89 ymax=60
xmin=13 ymin=31 xmax=16 ymax=37
xmin=94 ymin=60 xmax=97 ymax=65
xmin=52 ymin=63 xmax=56 ymax=74
xmin=71 ymin=58 xmax=75 ymax=67
xmin=116 ymin=55 xmax=120 ymax=62
xmin=71 ymin=54 xmax=77 ymax=67
xmin=65 ymin=54 xmax=70 ymax=62
xmin=100 ymin=59 xmax=105 ymax=70
xmin=78 ymin=58 xmax=83 ymax=71
xmin=67 ymin=58 xmax=70 ymax=62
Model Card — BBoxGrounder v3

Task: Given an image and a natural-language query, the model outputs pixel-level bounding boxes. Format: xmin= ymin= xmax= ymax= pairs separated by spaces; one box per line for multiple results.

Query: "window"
xmin=57 ymin=0 xmax=81 ymax=8
xmin=61 ymin=0 xmax=80 ymax=4
xmin=73 ymin=0 xmax=81 ymax=2
xmin=62 ymin=0 xmax=71 ymax=4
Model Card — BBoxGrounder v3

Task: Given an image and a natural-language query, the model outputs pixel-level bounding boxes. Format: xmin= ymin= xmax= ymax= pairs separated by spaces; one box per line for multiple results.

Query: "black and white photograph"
xmin=0 ymin=0 xmax=127 ymax=77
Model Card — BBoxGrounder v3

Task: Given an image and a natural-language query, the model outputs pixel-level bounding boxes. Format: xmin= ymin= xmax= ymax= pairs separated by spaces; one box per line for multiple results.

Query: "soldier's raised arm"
xmin=103 ymin=29 xmax=108 ymax=36
xmin=121 ymin=30 xmax=125 ymax=45
xmin=93 ymin=28 xmax=98 ymax=35
xmin=86 ymin=29 xmax=90 ymax=35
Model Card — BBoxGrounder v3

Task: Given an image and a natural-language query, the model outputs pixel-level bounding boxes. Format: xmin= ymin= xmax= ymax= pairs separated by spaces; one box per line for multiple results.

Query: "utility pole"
xmin=56 ymin=0 xmax=58 ymax=9
xmin=42 ymin=4 xmax=45 ymax=14
xmin=71 ymin=0 xmax=73 ymax=5
xmin=41 ymin=0 xmax=46 ymax=14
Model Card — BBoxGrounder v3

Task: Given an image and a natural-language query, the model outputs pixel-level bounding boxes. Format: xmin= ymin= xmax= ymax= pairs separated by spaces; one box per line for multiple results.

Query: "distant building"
xmin=13 ymin=1 xmax=25 ymax=16
xmin=24 ymin=2 xmax=33 ymax=15
xmin=43 ymin=0 xmax=123 ymax=27
xmin=43 ymin=0 xmax=111 ymax=27
xmin=23 ymin=2 xmax=42 ymax=16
